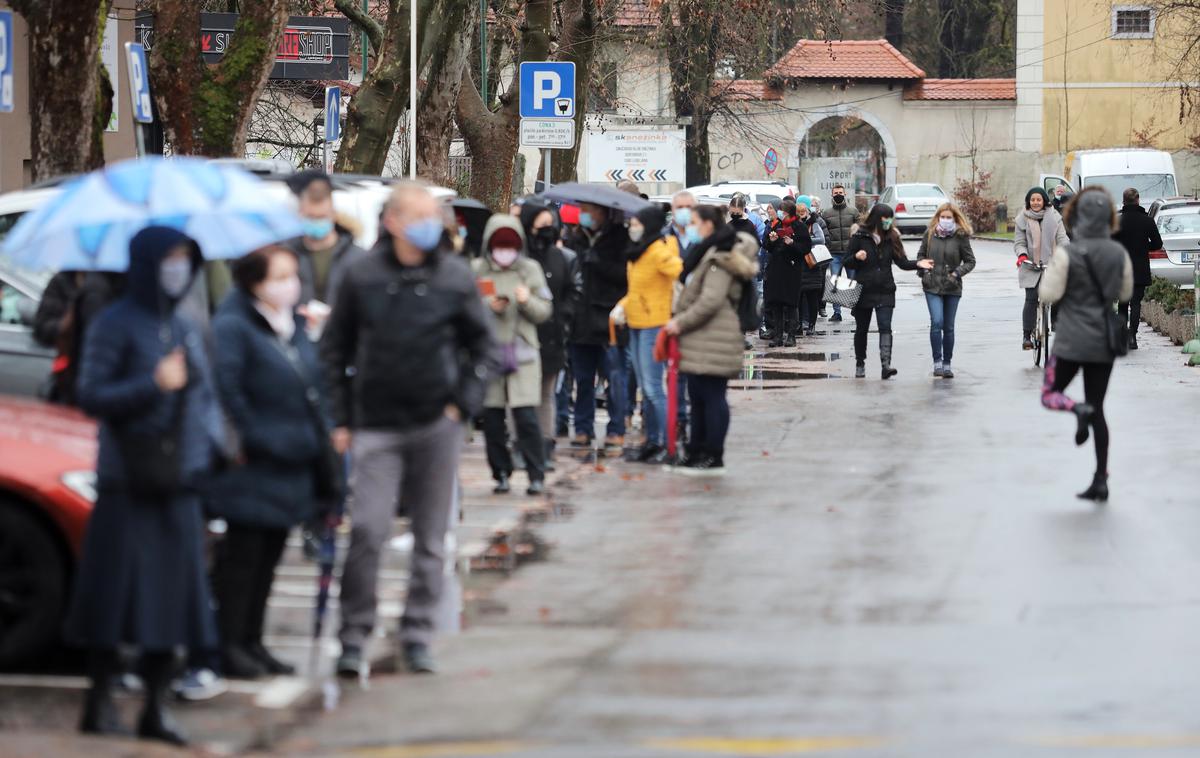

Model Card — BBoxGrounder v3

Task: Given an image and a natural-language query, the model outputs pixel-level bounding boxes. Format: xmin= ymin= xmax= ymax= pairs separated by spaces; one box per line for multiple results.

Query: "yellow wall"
xmin=1041 ymin=0 xmax=1197 ymax=151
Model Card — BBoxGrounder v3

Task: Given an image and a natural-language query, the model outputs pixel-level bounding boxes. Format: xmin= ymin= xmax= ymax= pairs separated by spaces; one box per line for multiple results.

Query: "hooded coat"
xmin=1039 ymin=192 xmax=1135 ymax=363
xmin=619 ymin=205 xmax=683 ymax=329
xmin=570 ymin=218 xmax=629 ymax=345
xmin=471 ymin=215 xmax=553 ymax=408
xmin=63 ymin=226 xmax=221 ymax=652
xmin=206 ymin=289 xmax=325 ymax=529
xmin=674 ymin=227 xmax=759 ymax=377
xmin=520 ymin=202 xmax=581 ymax=376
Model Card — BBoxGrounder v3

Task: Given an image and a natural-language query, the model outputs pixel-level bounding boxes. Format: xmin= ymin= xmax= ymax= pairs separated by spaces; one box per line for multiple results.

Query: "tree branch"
xmin=334 ymin=0 xmax=384 ymax=54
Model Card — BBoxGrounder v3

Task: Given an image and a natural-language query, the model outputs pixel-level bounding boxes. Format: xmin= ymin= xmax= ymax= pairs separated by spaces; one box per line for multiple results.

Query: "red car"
xmin=0 ymin=394 xmax=96 ymax=668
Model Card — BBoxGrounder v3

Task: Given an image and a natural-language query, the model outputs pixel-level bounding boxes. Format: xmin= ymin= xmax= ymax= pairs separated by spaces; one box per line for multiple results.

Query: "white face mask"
xmin=258 ymin=275 xmax=302 ymax=311
xmin=629 ymin=225 xmax=644 ymax=242
xmin=159 ymin=259 xmax=192 ymax=298
xmin=491 ymin=247 xmax=520 ymax=268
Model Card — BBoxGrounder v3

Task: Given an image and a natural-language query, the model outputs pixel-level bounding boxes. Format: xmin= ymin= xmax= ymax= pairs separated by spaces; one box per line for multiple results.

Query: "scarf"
xmin=933 ymin=224 xmax=956 ymax=239
xmin=255 ymin=301 xmax=296 ymax=342
xmin=1023 ymin=208 xmax=1058 ymax=265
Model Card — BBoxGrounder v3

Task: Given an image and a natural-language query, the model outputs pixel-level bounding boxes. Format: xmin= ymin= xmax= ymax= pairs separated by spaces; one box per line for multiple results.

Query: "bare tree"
xmin=148 ymin=0 xmax=290 ymax=156
xmin=8 ymin=0 xmax=111 ymax=181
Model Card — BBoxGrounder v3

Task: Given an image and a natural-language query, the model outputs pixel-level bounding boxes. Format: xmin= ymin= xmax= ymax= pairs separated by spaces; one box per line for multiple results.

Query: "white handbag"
xmin=823 ymin=270 xmax=861 ymax=309
xmin=811 ymin=244 xmax=833 ymax=264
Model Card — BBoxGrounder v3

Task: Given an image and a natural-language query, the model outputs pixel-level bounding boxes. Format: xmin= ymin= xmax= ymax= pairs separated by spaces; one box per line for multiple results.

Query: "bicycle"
xmin=1033 ymin=300 xmax=1051 ymax=367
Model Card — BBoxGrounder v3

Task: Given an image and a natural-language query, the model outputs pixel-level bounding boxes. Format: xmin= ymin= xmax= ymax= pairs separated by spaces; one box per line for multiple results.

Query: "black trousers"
xmin=686 ymin=375 xmax=730 ymax=459
xmin=799 ymin=289 xmax=821 ymax=328
xmin=1045 ymin=357 xmax=1114 ymax=476
xmin=483 ymin=406 xmax=545 ymax=482
xmin=767 ymin=302 xmax=798 ymax=336
xmin=211 ymin=523 xmax=289 ymax=649
xmin=851 ymin=305 xmax=894 ymax=362
xmin=1118 ymin=284 xmax=1146 ymax=335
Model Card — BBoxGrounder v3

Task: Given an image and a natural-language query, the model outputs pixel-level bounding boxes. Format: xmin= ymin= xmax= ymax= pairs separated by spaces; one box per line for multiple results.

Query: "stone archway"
xmin=789 ymin=105 xmax=898 ymax=190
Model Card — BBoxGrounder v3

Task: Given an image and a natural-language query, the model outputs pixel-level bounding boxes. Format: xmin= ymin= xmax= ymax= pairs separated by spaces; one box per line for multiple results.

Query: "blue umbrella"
xmin=0 ymin=157 xmax=305 ymax=271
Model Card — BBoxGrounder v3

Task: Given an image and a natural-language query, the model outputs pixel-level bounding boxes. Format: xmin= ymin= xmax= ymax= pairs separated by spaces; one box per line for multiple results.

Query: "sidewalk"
xmin=0 ymin=430 xmax=586 ymax=755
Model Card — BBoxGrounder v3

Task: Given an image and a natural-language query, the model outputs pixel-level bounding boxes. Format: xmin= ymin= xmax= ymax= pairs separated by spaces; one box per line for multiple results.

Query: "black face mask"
xmin=730 ymin=212 xmax=743 ymax=219
xmin=833 ymin=195 xmax=846 ymax=206
xmin=532 ymin=226 xmax=558 ymax=251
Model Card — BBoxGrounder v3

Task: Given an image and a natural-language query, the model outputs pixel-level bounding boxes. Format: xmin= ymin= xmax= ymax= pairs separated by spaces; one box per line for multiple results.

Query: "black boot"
xmin=138 ymin=653 xmax=188 ymax=747
xmin=1071 ymin=403 xmax=1095 ymax=446
xmin=543 ymin=438 xmax=557 ymax=473
xmin=880 ymin=334 xmax=898 ymax=380
xmin=80 ymin=649 xmax=128 ymax=736
xmin=248 ymin=641 xmax=296 ymax=676
xmin=1077 ymin=473 xmax=1109 ymax=502
xmin=222 ymin=643 xmax=267 ymax=679
xmin=493 ymin=473 xmax=511 ymax=494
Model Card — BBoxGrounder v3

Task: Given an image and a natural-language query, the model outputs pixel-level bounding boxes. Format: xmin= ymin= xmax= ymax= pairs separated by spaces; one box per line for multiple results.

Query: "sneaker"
xmin=942 ymin=363 xmax=955 ymax=379
xmin=603 ymin=435 xmax=624 ymax=453
xmin=526 ymin=479 xmax=545 ymax=496
xmin=1022 ymin=336 xmax=1034 ymax=350
xmin=933 ymin=361 xmax=944 ymax=377
xmin=336 ymin=646 xmax=363 ymax=679
xmin=818 ymin=307 xmax=828 ymax=318
xmin=681 ymin=455 xmax=725 ymax=477
xmin=854 ymin=362 xmax=866 ymax=379
xmin=830 ymin=313 xmax=843 ymax=323
xmin=173 ymin=668 xmax=227 ymax=702
xmin=570 ymin=434 xmax=592 ymax=448
xmin=403 ymin=643 xmax=437 ymax=674
xmin=493 ymin=474 xmax=511 ymax=494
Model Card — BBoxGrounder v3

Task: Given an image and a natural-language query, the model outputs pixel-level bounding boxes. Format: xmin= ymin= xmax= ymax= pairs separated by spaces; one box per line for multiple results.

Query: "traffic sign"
xmin=0 ymin=11 xmax=14 ymax=114
xmin=764 ymin=147 xmax=779 ymax=175
xmin=519 ymin=62 xmax=575 ymax=119
xmin=520 ymin=119 xmax=575 ymax=149
xmin=324 ymin=85 xmax=340 ymax=142
xmin=124 ymin=43 xmax=153 ymax=123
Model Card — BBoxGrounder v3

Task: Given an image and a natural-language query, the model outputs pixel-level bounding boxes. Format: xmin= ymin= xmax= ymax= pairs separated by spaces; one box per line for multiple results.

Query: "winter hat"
xmin=488 ymin=227 xmax=522 ymax=251
xmin=796 ymin=195 xmax=812 ymax=210
xmin=1024 ymin=187 xmax=1050 ymax=210
xmin=632 ymin=205 xmax=668 ymax=238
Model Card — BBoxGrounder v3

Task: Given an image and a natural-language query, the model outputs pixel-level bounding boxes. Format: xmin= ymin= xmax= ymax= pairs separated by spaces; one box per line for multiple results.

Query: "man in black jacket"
xmin=284 ymin=170 xmax=367 ymax=317
xmin=322 ymin=182 xmax=496 ymax=677
xmin=820 ymin=184 xmax=857 ymax=323
xmin=1113 ymin=188 xmax=1163 ymax=350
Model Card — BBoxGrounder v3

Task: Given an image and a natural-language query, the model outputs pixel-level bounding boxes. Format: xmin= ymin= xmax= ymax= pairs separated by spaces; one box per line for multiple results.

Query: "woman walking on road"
xmin=763 ymin=197 xmax=810 ymax=347
xmin=842 ymin=204 xmax=933 ymax=379
xmin=472 ymin=215 xmax=553 ymax=495
xmin=207 ymin=246 xmax=330 ymax=679
xmin=613 ymin=205 xmax=682 ymax=463
xmin=65 ymin=227 xmax=221 ymax=747
xmin=1038 ymin=188 xmax=1133 ymax=502
xmin=917 ymin=204 xmax=976 ymax=378
xmin=1015 ymin=187 xmax=1069 ymax=350
xmin=665 ymin=206 xmax=759 ymax=475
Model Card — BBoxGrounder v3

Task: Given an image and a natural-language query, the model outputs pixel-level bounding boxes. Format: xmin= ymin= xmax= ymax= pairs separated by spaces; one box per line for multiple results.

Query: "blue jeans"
xmin=569 ymin=343 xmax=626 ymax=440
xmin=828 ymin=255 xmax=853 ymax=316
xmin=924 ymin=292 xmax=961 ymax=363
xmin=626 ymin=327 xmax=666 ymax=446
xmin=687 ymin=374 xmax=730 ymax=459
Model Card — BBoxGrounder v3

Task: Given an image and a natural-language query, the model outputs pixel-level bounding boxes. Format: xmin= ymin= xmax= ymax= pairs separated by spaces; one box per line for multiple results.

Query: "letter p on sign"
xmin=125 ymin=42 xmax=153 ymax=123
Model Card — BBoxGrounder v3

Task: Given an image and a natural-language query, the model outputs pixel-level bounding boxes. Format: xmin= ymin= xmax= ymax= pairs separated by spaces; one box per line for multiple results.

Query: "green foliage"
xmin=1146 ymin=276 xmax=1195 ymax=314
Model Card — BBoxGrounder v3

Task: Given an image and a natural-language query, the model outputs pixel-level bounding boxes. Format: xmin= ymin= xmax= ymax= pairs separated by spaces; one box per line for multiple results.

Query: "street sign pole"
xmin=544 ymin=148 xmax=552 ymax=191
xmin=324 ymin=86 xmax=341 ymax=174
xmin=124 ymin=43 xmax=154 ymax=157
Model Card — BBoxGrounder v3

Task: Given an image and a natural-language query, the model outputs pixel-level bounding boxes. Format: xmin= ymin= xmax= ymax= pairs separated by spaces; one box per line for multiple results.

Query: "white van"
xmin=1040 ymin=149 xmax=1179 ymax=207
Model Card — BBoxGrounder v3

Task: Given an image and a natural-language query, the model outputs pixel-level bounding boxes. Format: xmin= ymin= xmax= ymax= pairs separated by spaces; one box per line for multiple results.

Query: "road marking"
xmin=644 ymin=736 xmax=886 ymax=754
xmin=1030 ymin=734 xmax=1200 ymax=748
xmin=350 ymin=741 xmax=533 ymax=757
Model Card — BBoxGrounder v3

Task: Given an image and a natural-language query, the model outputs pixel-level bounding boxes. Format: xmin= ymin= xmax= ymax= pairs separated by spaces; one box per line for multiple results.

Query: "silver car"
xmin=1152 ymin=205 xmax=1200 ymax=286
xmin=877 ymin=183 xmax=949 ymax=236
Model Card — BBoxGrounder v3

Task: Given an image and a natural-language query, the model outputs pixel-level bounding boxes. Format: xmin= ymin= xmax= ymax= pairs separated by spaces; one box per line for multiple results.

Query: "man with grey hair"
xmin=617 ymin=179 xmax=641 ymax=196
xmin=322 ymin=182 xmax=496 ymax=677
xmin=669 ymin=190 xmax=697 ymax=248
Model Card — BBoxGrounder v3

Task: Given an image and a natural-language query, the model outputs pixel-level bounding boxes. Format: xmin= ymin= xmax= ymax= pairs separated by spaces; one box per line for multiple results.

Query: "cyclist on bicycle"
xmin=1015 ymin=187 xmax=1069 ymax=350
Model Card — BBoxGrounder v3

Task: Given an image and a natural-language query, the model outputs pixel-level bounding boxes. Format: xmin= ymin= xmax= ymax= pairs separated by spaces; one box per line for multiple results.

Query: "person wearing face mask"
xmin=821 ymin=184 xmax=857 ymax=323
xmin=567 ymin=202 xmax=631 ymax=453
xmin=763 ymin=197 xmax=810 ymax=347
xmin=519 ymin=201 xmax=581 ymax=469
xmin=669 ymin=191 xmax=698 ymax=249
xmin=727 ymin=193 xmax=758 ymax=239
xmin=916 ymin=204 xmax=977 ymax=378
xmin=1015 ymin=187 xmax=1069 ymax=350
xmin=206 ymin=246 xmax=330 ymax=679
xmin=795 ymin=198 xmax=826 ymax=336
xmin=323 ymin=182 xmax=496 ymax=678
xmin=472 ymin=216 xmax=554 ymax=494
xmin=65 ymin=227 xmax=225 ymax=746
xmin=612 ymin=205 xmax=682 ymax=463
xmin=842 ymin=204 xmax=934 ymax=379
xmin=284 ymin=170 xmax=367 ymax=322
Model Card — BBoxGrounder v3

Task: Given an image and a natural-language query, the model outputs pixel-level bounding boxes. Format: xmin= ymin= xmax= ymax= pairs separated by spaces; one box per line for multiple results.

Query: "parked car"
xmin=1151 ymin=205 xmax=1200 ymax=286
xmin=1042 ymin=149 xmax=1179 ymax=208
xmin=0 ymin=188 xmax=57 ymax=398
xmin=1149 ymin=196 xmax=1200 ymax=220
xmin=876 ymin=183 xmax=948 ymax=236
xmin=0 ymin=395 xmax=96 ymax=668
xmin=686 ymin=180 xmax=798 ymax=208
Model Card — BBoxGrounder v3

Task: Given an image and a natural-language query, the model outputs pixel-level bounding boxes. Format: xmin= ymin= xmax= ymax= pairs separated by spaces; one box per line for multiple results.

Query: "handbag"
xmin=273 ymin=339 xmax=347 ymax=502
xmin=118 ymin=396 xmax=185 ymax=500
xmin=1080 ymin=250 xmax=1129 ymax=358
xmin=811 ymin=244 xmax=833 ymax=264
xmin=823 ymin=270 xmax=862 ymax=309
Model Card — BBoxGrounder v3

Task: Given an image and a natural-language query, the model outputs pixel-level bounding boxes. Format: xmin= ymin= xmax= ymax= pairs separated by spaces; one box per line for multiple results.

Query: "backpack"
xmin=735 ymin=280 xmax=760 ymax=333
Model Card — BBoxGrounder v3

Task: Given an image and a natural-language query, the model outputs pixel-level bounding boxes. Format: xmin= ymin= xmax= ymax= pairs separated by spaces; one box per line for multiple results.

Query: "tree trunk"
xmin=148 ymin=0 xmax=288 ymax=157
xmin=538 ymin=0 xmax=596 ymax=184
xmin=456 ymin=0 xmax=553 ymax=210
xmin=664 ymin=0 xmax=719 ymax=186
xmin=415 ymin=3 xmax=470 ymax=185
xmin=9 ymin=0 xmax=108 ymax=182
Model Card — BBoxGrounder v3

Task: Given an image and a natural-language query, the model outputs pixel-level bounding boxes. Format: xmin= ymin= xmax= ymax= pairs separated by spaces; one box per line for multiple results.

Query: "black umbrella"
xmin=542 ymin=182 xmax=653 ymax=214
xmin=451 ymin=197 xmax=492 ymax=256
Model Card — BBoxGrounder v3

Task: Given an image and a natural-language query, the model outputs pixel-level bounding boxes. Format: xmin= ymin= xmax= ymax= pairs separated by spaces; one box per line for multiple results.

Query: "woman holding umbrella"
xmin=64 ymin=227 xmax=222 ymax=746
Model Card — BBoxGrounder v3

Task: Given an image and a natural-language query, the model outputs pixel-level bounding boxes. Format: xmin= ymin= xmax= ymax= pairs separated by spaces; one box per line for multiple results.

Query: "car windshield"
xmin=1085 ymin=174 xmax=1178 ymax=203
xmin=1157 ymin=210 xmax=1200 ymax=235
xmin=897 ymin=185 xmax=945 ymax=199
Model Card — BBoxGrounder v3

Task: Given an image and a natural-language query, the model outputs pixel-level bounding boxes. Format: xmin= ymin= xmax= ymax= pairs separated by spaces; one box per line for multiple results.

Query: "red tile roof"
xmin=607 ymin=0 xmax=660 ymax=27
xmin=713 ymin=79 xmax=783 ymax=102
xmin=766 ymin=39 xmax=925 ymax=81
xmin=903 ymin=78 xmax=1017 ymax=101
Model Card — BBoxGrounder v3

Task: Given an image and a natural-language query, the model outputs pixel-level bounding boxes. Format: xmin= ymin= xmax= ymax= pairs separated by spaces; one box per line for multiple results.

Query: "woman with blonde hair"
xmin=916 ymin=203 xmax=976 ymax=378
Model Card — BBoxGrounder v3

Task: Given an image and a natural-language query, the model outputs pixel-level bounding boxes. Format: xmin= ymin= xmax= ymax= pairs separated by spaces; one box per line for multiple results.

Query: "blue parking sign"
xmin=519 ymin=62 xmax=575 ymax=119
xmin=0 ymin=11 xmax=14 ymax=113
xmin=124 ymin=43 xmax=153 ymax=123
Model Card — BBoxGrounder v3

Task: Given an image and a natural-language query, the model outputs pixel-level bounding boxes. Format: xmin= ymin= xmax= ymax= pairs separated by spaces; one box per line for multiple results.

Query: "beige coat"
xmin=674 ymin=231 xmax=759 ymax=378
xmin=472 ymin=216 xmax=553 ymax=408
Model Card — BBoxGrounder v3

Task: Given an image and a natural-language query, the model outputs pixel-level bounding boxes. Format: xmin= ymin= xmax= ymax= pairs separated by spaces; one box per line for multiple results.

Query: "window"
xmin=1112 ymin=6 xmax=1154 ymax=39
xmin=0 ymin=212 xmax=25 ymax=242
xmin=897 ymin=184 xmax=946 ymax=199
xmin=1157 ymin=210 xmax=1200 ymax=235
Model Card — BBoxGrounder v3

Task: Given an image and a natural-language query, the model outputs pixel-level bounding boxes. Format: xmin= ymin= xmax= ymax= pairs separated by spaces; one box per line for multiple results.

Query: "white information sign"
xmin=585 ymin=129 xmax=686 ymax=184
xmin=799 ymin=158 xmax=856 ymax=207
xmin=101 ymin=16 xmax=119 ymax=132
xmin=520 ymin=118 xmax=575 ymax=149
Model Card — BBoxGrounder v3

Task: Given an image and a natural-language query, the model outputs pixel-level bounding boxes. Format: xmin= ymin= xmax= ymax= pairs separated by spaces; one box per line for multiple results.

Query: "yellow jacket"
xmin=619 ymin=235 xmax=683 ymax=329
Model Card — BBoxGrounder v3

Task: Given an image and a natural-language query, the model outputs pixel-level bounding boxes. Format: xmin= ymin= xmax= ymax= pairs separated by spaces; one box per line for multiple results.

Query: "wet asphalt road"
xmin=278 ymin=238 xmax=1200 ymax=758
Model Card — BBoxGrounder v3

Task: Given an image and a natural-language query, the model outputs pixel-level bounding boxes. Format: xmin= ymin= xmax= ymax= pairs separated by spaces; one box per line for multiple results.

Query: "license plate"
xmin=1184 ymin=252 xmax=1196 ymax=263
xmin=915 ymin=206 xmax=936 ymax=213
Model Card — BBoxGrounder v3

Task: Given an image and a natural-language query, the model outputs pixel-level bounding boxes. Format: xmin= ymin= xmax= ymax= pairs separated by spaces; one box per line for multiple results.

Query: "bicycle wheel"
xmin=1041 ymin=304 xmax=1052 ymax=362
